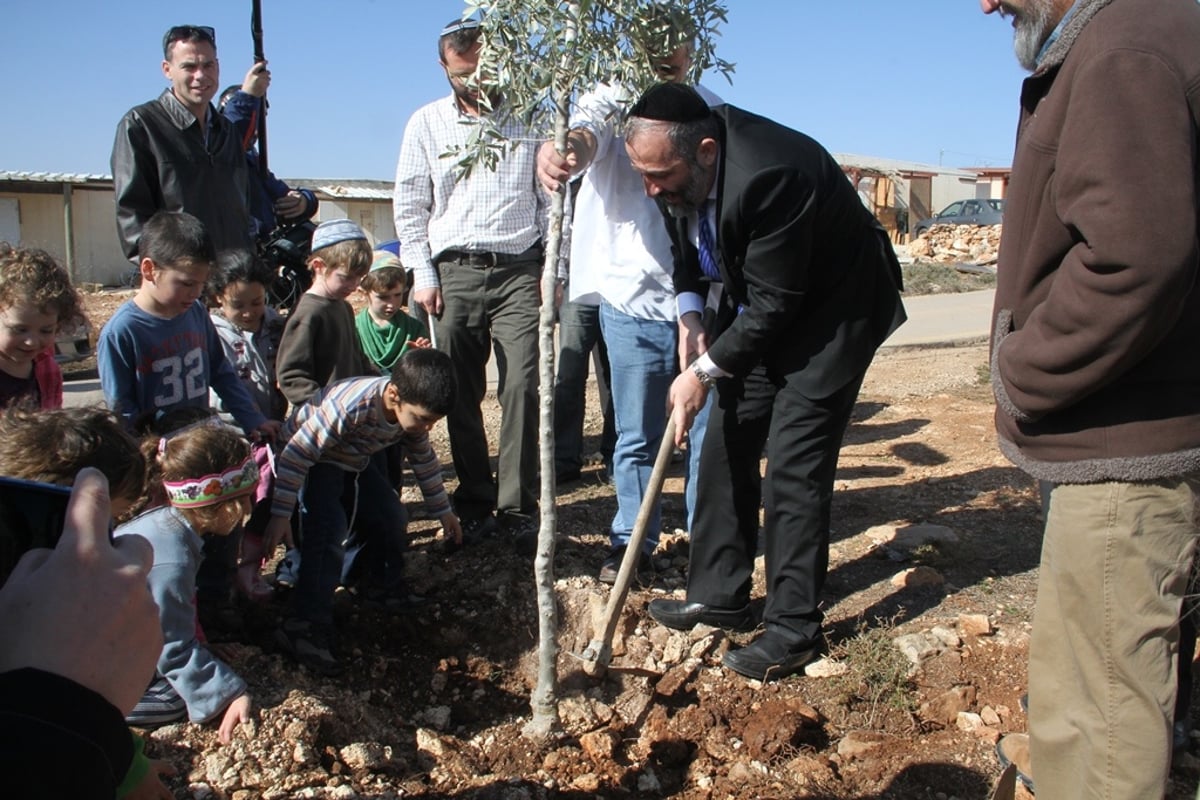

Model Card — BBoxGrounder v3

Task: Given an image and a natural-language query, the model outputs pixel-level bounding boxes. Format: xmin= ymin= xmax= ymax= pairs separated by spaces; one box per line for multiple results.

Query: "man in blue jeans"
xmin=537 ymin=27 xmax=719 ymax=582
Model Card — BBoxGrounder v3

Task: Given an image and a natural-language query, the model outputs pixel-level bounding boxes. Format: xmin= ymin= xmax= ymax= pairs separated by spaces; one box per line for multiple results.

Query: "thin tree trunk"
xmin=524 ymin=3 xmax=579 ymax=743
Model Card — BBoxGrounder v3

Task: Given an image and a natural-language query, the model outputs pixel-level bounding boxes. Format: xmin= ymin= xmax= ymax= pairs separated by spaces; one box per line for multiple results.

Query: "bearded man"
xmin=622 ymin=83 xmax=905 ymax=681
xmin=982 ymin=0 xmax=1200 ymax=796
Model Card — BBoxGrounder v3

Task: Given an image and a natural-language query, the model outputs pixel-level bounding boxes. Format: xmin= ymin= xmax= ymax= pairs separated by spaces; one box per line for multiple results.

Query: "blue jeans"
xmin=294 ymin=458 xmax=408 ymax=624
xmin=340 ymin=453 xmax=409 ymax=594
xmin=599 ymin=302 xmax=676 ymax=553
xmin=554 ymin=299 xmax=614 ymax=475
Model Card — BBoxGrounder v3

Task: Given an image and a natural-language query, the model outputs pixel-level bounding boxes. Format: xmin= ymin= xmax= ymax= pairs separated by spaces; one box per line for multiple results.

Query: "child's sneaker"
xmin=274 ymin=548 xmax=301 ymax=588
xmin=275 ymin=618 xmax=341 ymax=676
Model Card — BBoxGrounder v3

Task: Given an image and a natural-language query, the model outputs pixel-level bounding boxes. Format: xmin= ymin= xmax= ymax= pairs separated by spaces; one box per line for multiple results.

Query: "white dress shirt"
xmin=566 ymin=81 xmax=722 ymax=322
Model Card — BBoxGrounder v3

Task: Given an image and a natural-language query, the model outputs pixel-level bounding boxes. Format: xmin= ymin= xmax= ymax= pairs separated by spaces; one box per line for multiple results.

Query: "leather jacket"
xmin=111 ymin=90 xmax=252 ymax=260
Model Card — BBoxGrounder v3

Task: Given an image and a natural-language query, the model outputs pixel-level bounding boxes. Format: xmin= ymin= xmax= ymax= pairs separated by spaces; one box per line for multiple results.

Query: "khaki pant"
xmin=1030 ymin=477 xmax=1200 ymax=799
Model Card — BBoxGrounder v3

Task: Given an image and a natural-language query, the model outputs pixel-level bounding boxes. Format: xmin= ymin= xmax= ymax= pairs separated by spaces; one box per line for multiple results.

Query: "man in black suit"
xmin=625 ymin=83 xmax=906 ymax=681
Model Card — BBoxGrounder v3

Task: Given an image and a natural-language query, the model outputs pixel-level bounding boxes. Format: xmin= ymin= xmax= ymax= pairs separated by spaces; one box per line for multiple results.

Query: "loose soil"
xmin=71 ymin=289 xmax=1200 ymax=799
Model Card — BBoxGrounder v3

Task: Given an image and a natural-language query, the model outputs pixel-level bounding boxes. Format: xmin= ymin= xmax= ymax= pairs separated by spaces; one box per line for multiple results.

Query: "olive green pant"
xmin=1030 ymin=477 xmax=1200 ymax=799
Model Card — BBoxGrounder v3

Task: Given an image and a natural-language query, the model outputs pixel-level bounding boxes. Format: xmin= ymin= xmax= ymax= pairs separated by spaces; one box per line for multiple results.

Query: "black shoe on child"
xmin=355 ymin=585 xmax=429 ymax=615
xmin=444 ymin=515 xmax=499 ymax=553
xmin=275 ymin=618 xmax=342 ymax=676
xmin=598 ymin=545 xmax=653 ymax=585
xmin=498 ymin=511 xmax=538 ymax=557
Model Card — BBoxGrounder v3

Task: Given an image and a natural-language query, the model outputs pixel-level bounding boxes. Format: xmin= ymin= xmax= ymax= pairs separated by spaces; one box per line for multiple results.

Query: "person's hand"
xmin=241 ymin=61 xmax=270 ymax=97
xmin=253 ymin=419 xmax=281 ymax=444
xmin=414 ymin=287 xmax=443 ymax=318
xmin=217 ymin=694 xmax=252 ymax=745
xmin=554 ymin=280 xmax=565 ymax=310
xmin=667 ymin=369 xmax=709 ymax=449
xmin=409 ymin=337 xmax=432 ymax=350
xmin=536 ymin=140 xmax=575 ymax=194
xmin=439 ymin=510 xmax=462 ymax=546
xmin=262 ymin=515 xmax=292 ymax=555
xmin=678 ymin=312 xmax=709 ymax=371
xmin=273 ymin=191 xmax=305 ymax=219
xmin=124 ymin=757 xmax=177 ymax=800
xmin=0 ymin=469 xmax=161 ymax=715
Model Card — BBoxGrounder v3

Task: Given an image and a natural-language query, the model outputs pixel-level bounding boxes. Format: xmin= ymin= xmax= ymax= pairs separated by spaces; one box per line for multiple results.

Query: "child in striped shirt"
xmin=264 ymin=348 xmax=461 ymax=675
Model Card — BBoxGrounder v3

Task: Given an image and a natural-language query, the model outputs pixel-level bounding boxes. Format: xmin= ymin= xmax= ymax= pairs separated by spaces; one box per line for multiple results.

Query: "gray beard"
xmin=1008 ymin=0 xmax=1056 ymax=71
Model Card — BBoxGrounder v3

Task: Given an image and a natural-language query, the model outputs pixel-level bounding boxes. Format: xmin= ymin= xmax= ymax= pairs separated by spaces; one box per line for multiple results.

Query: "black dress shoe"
xmin=722 ymin=633 xmax=822 ymax=681
xmin=647 ymin=599 xmax=758 ymax=632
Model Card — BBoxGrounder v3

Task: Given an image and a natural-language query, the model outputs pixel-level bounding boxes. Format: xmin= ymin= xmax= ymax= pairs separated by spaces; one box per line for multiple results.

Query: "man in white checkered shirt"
xmin=392 ymin=17 xmax=547 ymax=550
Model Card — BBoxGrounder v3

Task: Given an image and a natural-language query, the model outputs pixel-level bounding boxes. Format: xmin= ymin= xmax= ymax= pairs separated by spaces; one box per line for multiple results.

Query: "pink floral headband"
xmin=163 ymin=455 xmax=259 ymax=509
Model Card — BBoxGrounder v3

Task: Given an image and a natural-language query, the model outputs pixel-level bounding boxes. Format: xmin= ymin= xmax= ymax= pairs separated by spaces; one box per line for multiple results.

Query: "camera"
xmin=0 ymin=477 xmax=72 ymax=586
xmin=260 ymin=220 xmax=315 ymax=313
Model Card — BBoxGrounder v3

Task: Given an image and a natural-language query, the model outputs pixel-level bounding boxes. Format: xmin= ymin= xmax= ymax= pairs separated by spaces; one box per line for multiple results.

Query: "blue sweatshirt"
xmin=97 ymin=299 xmax=267 ymax=433
xmin=115 ymin=507 xmax=247 ymax=723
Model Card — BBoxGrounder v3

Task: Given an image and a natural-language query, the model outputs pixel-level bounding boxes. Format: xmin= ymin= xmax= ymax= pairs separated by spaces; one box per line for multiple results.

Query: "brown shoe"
xmin=598 ymin=545 xmax=653 ymax=584
xmin=995 ymin=733 xmax=1034 ymax=794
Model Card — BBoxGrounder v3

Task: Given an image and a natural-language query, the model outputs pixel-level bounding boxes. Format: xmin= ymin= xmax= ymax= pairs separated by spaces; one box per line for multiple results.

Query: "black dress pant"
xmin=686 ymin=362 xmax=865 ymax=647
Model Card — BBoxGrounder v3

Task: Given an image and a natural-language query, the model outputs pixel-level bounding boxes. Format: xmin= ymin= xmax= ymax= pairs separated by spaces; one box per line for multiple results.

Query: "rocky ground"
xmin=71 ymin=282 xmax=1199 ymax=799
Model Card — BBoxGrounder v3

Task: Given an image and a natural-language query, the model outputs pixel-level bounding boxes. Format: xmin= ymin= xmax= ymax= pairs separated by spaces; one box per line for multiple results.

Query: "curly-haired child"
xmin=121 ymin=420 xmax=257 ymax=745
xmin=0 ymin=244 xmax=84 ymax=409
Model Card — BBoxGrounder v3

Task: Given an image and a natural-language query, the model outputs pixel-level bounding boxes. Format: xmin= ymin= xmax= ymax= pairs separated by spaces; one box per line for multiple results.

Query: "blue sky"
xmin=2 ymin=1 xmax=1027 ymax=181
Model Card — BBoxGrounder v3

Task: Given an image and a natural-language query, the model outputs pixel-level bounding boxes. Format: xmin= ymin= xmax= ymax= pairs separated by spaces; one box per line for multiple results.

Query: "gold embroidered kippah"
xmin=163 ymin=456 xmax=259 ymax=509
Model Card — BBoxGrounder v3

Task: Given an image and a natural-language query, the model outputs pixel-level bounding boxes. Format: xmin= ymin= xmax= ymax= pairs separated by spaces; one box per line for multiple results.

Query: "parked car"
xmin=54 ymin=319 xmax=92 ymax=364
xmin=912 ymin=198 xmax=1004 ymax=236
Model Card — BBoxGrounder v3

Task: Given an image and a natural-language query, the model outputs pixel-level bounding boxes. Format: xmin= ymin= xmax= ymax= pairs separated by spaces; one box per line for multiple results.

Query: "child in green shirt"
xmin=355 ymin=251 xmax=430 ymax=376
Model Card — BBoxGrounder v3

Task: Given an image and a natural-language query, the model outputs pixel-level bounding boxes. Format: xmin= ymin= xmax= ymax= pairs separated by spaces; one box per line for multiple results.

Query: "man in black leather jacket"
xmin=110 ymin=24 xmax=252 ymax=261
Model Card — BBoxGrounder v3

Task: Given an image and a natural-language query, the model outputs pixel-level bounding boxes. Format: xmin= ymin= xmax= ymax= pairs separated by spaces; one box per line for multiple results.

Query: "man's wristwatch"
xmin=691 ymin=360 xmax=717 ymax=389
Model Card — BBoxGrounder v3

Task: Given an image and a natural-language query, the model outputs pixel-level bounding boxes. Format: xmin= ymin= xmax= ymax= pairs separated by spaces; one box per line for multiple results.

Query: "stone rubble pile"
xmin=908 ymin=223 xmax=1002 ymax=265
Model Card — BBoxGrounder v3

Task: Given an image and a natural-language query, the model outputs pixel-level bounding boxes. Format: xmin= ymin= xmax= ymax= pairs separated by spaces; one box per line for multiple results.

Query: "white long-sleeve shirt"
xmin=566 ymin=81 xmax=722 ymax=322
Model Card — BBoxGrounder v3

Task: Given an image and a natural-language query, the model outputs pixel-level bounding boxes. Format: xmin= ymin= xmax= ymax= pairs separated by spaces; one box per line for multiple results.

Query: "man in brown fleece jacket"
xmin=983 ymin=0 xmax=1200 ymax=796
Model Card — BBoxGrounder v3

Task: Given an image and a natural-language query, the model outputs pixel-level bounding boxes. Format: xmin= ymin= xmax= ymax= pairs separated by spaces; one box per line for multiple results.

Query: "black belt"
xmin=437 ymin=243 xmax=542 ymax=268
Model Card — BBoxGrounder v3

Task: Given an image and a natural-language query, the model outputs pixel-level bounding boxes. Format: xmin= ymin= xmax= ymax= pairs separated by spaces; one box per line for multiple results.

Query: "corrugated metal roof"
xmin=300 ymin=179 xmax=394 ymax=201
xmin=0 ymin=170 xmax=112 ymax=184
xmin=832 ymin=154 xmax=979 ymax=179
xmin=0 ymin=171 xmax=397 ymax=201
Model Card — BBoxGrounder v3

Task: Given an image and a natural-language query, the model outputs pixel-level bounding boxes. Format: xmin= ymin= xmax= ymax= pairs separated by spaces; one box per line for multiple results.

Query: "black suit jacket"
xmin=667 ymin=105 xmax=906 ymax=397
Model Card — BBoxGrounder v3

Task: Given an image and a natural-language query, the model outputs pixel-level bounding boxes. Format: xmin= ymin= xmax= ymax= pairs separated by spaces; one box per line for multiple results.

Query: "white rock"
xmin=930 ymin=626 xmax=962 ymax=648
xmin=891 ymin=566 xmax=945 ymax=588
xmin=894 ymin=632 xmax=939 ymax=666
xmin=956 ymin=711 xmax=984 ymax=732
xmin=804 ymin=657 xmax=849 ymax=678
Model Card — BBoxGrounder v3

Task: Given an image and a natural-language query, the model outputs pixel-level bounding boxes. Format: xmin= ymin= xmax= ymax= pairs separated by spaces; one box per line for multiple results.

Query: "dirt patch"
xmin=71 ymin=294 xmax=1199 ymax=799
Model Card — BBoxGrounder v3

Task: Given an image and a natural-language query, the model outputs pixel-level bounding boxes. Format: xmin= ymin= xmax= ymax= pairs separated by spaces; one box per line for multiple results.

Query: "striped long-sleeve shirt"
xmin=269 ymin=376 xmax=449 ymax=519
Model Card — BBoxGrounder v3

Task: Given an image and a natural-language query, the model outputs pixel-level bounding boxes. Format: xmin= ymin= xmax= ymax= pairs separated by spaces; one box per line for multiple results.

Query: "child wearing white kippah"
xmin=276 ymin=218 xmax=378 ymax=406
xmin=120 ymin=420 xmax=257 ymax=745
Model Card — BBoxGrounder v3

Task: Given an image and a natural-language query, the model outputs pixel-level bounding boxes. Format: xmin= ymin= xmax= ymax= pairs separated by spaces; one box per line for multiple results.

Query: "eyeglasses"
xmin=163 ymin=24 xmax=216 ymax=57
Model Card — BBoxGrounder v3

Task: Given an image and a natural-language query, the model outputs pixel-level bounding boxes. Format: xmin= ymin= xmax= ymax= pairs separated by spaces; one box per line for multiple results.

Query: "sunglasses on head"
xmin=440 ymin=18 xmax=481 ymax=37
xmin=163 ymin=24 xmax=216 ymax=56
